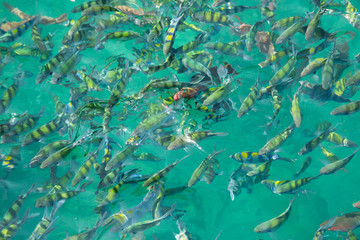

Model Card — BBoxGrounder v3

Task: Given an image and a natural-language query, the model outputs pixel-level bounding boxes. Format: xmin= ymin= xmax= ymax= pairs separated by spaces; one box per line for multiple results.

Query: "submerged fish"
xmin=254 ymin=196 xmax=296 ymax=233
xmin=167 ymin=131 xmax=228 ymax=150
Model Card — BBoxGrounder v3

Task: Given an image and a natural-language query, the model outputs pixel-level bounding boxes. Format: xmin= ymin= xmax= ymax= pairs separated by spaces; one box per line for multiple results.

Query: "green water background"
xmin=1 ymin=0 xmax=360 ymax=239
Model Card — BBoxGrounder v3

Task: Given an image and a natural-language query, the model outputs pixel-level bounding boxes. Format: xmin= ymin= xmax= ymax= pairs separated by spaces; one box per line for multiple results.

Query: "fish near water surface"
xmin=1 ymin=0 xmax=360 ymax=239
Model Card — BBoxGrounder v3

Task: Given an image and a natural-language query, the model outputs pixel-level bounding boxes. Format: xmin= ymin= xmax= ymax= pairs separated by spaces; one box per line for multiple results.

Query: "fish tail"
xmin=80 ymin=181 xmax=92 ymax=192
xmin=310 ymin=174 xmax=322 ymax=180
xmin=36 ymin=106 xmax=46 ymax=119
xmin=23 ymin=183 xmax=36 ymax=199
xmin=2 ymin=1 xmax=14 ymax=12
xmin=49 ymin=199 xmax=65 ymax=219
xmin=160 ymin=203 xmax=176 ymax=220
xmin=21 ymin=208 xmax=40 ymax=222
xmin=93 ymin=204 xmax=109 ymax=215
xmin=211 ymin=132 xmax=229 ymax=137
xmin=94 ymin=211 xmax=108 ymax=229
xmin=290 ymin=194 xmax=297 ymax=206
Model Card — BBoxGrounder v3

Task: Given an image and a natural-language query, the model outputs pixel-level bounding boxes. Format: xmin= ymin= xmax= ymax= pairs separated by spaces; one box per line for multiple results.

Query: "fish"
xmin=238 ymin=76 xmax=260 ymax=118
xmin=105 ymin=145 xmax=139 ymax=171
xmin=167 ymin=131 xmax=228 ymax=150
xmin=71 ymin=0 xmax=112 ymax=13
xmin=204 ymin=42 xmax=239 ymax=56
xmin=121 ymin=203 xmax=175 ymax=234
xmin=202 ymin=81 xmax=232 ymax=106
xmin=51 ymin=50 xmax=83 ymax=84
xmin=212 ymin=0 xmax=230 ymax=8
xmin=246 ymin=17 xmax=272 ymax=51
xmin=321 ymin=211 xmax=360 ymax=232
xmin=259 ymin=123 xmax=295 ymax=155
xmin=133 ymin=152 xmax=162 ymax=162
xmin=0 ymin=209 xmax=39 ymax=240
xmin=269 ymin=54 xmax=296 ymax=87
xmin=36 ymin=49 xmax=68 ymax=84
xmin=313 ymin=216 xmax=337 ymax=240
xmin=290 ymin=84 xmax=303 ymax=128
xmin=182 ymin=57 xmax=213 ymax=83
xmin=97 ymin=12 xmax=128 ymax=31
xmin=0 ymin=17 xmax=37 ymax=42
xmin=191 ymin=11 xmax=232 ymax=25
xmin=353 ymin=201 xmax=360 ymax=209
xmin=0 ymin=81 xmax=20 ymax=115
xmin=40 ymin=143 xmax=78 ymax=169
xmin=188 ymin=147 xmax=225 ymax=187
xmin=320 ymin=146 xmax=340 ymax=164
xmin=0 ymin=184 xmax=35 ymax=229
xmin=271 ymin=15 xmax=303 ymax=31
xmin=258 ymin=49 xmax=291 ymax=68
xmin=275 ymin=17 xmax=308 ymax=44
xmin=298 ymin=125 xmax=336 ymax=155
xmin=163 ymin=6 xmax=184 ymax=55
xmin=67 ymin=15 xmax=92 ymax=37
xmin=326 ymin=132 xmax=357 ymax=147
xmin=230 ymin=151 xmax=292 ymax=164
xmin=254 ymin=196 xmax=296 ymax=233
xmin=22 ymin=116 xmax=65 ymax=146
xmin=175 ymin=33 xmax=209 ymax=54
xmin=1 ymin=107 xmax=44 ymax=143
xmin=73 ymin=70 xmax=103 ymax=92
xmin=343 ymin=0 xmax=360 ymax=29
xmin=72 ymin=144 xmax=102 ymax=186
xmin=305 ymin=7 xmax=327 ymax=40
xmin=81 ymin=6 xmax=119 ymax=16
xmin=294 ymin=156 xmax=312 ymax=177
xmin=29 ymin=140 xmax=69 ymax=168
xmin=35 ymin=182 xmax=91 ymax=208
xmin=114 ymin=5 xmax=148 ymax=16
xmin=96 ymin=176 xmax=132 ymax=210
xmin=266 ymin=88 xmax=283 ymax=128
xmin=147 ymin=16 xmax=169 ymax=43
xmin=1 ymin=145 xmax=21 ymax=172
xmin=34 ymin=170 xmax=74 ymax=193
xmin=104 ymin=183 xmax=160 ymax=231
xmin=64 ymin=213 xmax=106 ymax=240
xmin=101 ymin=31 xmax=141 ymax=42
xmin=247 ymin=161 xmax=271 ymax=177
xmin=262 ymin=175 xmax=320 ymax=194
xmin=331 ymin=100 xmax=360 ymax=115
xmin=51 ymin=93 xmax=66 ymax=115
xmin=301 ymin=58 xmax=327 ymax=77
xmin=301 ymin=80 xmax=351 ymax=103
xmin=31 ymin=24 xmax=46 ymax=51
xmin=321 ymin=43 xmax=336 ymax=90
xmin=143 ymin=156 xmax=186 ymax=187
xmin=319 ymin=148 xmax=359 ymax=175
xmin=174 ymin=219 xmax=193 ymax=240
xmin=28 ymin=200 xmax=65 ymax=240
xmin=128 ymin=110 xmax=174 ymax=143
xmin=95 ymin=166 xmax=126 ymax=194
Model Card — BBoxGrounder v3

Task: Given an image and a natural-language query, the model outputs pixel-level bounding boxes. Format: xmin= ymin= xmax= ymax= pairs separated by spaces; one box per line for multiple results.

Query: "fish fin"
xmin=287 ymin=94 xmax=293 ymax=102
xmin=23 ymin=183 xmax=36 ymax=198
xmin=298 ymin=189 xmax=314 ymax=199
xmin=80 ymin=181 xmax=92 ymax=192
xmin=268 ymin=231 xmax=279 ymax=240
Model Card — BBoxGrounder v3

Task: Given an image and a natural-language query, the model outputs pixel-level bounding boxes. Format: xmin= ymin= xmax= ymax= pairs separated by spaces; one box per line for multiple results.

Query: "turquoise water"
xmin=0 ymin=0 xmax=360 ymax=239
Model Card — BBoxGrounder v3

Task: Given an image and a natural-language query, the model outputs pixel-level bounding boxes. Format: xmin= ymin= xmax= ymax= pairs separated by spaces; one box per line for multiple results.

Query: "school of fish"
xmin=0 ymin=0 xmax=360 ymax=239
